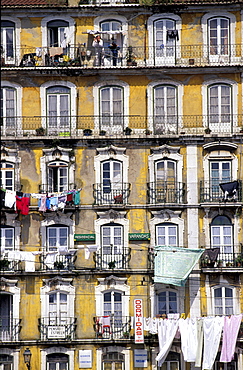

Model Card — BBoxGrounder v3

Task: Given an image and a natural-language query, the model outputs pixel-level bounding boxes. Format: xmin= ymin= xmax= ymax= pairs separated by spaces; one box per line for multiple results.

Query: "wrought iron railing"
xmin=40 ymin=252 xmax=76 ymax=271
xmin=200 ymin=181 xmax=242 ymax=203
xmin=39 ymin=317 xmax=76 ymax=340
xmin=147 ymin=181 xmax=185 ymax=204
xmin=201 ymin=249 xmax=243 ymax=268
xmin=0 ymin=257 xmax=21 ymax=272
xmin=94 ymin=247 xmax=130 ymax=269
xmin=93 ymin=183 xmax=130 ymax=205
xmin=94 ymin=315 xmax=131 ymax=340
xmin=0 ymin=318 xmax=21 ymax=341
xmin=1 ymin=114 xmax=242 ymax=137
xmin=2 ymin=44 xmax=242 ymax=69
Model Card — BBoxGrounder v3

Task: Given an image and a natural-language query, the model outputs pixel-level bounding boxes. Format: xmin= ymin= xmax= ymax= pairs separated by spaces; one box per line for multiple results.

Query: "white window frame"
xmin=1 ymin=16 xmax=21 ymax=65
xmin=46 ymin=353 xmax=69 ymax=370
xmin=41 ymin=15 xmax=75 ymax=57
xmin=0 ymin=348 xmax=19 ymax=370
xmin=212 ymin=286 xmax=234 ymax=315
xmin=150 ymin=285 xmax=184 ymax=317
xmin=1 ymin=226 xmax=14 ymax=252
xmin=41 ymin=347 xmax=74 ymax=370
xmin=147 ymin=82 xmax=183 ymax=133
xmin=211 ymin=215 xmax=233 ymax=255
xmin=46 ymin=86 xmax=71 ymax=131
xmin=93 ymin=81 xmax=129 ymax=134
xmin=147 ymin=14 xmax=182 ymax=66
xmin=40 ymin=81 xmax=77 ymax=135
xmin=201 ymin=12 xmax=236 ymax=63
xmin=1 ymin=214 xmax=21 ymax=257
xmin=47 ymin=160 xmax=69 ymax=193
xmin=40 ymin=146 xmax=75 ymax=193
xmin=47 ymin=225 xmax=69 ymax=252
xmin=0 ymin=162 xmax=15 ymax=190
xmin=0 ymin=147 xmax=21 ymax=190
xmin=156 ymin=222 xmax=178 ymax=247
xmin=1 ymin=82 xmax=22 ymax=136
xmin=202 ymin=79 xmax=238 ymax=132
xmin=97 ymin=347 xmax=129 ymax=370
xmin=93 ymin=15 xmax=128 ymax=50
xmin=157 ymin=290 xmax=178 ymax=315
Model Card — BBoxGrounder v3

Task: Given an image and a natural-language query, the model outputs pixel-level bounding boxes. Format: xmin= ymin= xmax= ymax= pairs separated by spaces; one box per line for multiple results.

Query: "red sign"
xmin=134 ymin=299 xmax=144 ymax=344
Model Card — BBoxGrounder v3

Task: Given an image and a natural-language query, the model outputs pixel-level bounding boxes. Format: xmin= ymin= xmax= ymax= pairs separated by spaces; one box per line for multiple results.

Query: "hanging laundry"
xmin=195 ymin=318 xmax=204 ymax=367
xmin=58 ymin=194 xmax=67 ymax=210
xmin=156 ymin=318 xmax=179 ymax=366
xmin=49 ymin=196 xmax=58 ymax=211
xmin=16 ymin=194 xmax=30 ymax=215
xmin=149 ymin=318 xmax=158 ymax=334
xmin=202 ymin=316 xmax=224 ymax=370
xmin=0 ymin=189 xmax=6 ymax=208
xmin=179 ymin=317 xmax=198 ymax=362
xmin=220 ymin=314 xmax=243 ymax=363
xmin=5 ymin=190 xmax=16 ymax=208
xmin=39 ymin=194 xmax=47 ymax=212
xmin=74 ymin=190 xmax=80 ymax=205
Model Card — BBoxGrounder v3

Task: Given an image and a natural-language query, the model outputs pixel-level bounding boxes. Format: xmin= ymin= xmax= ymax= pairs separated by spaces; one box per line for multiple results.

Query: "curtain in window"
xmin=209 ymin=18 xmax=229 ymax=56
xmin=154 ymin=86 xmax=176 ymax=128
xmin=155 ymin=19 xmax=176 ymax=58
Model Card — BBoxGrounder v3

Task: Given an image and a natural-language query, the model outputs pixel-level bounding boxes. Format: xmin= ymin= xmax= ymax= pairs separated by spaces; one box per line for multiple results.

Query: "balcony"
xmin=93 ymin=183 xmax=130 ymax=205
xmin=94 ymin=316 xmax=131 ymax=340
xmin=39 ymin=317 xmax=76 ymax=341
xmin=0 ymin=257 xmax=21 ymax=272
xmin=1 ymin=44 xmax=242 ymax=69
xmin=200 ymin=181 xmax=242 ymax=203
xmin=94 ymin=247 xmax=131 ymax=269
xmin=2 ymin=114 xmax=241 ymax=138
xmin=147 ymin=181 xmax=185 ymax=204
xmin=201 ymin=249 xmax=243 ymax=270
xmin=0 ymin=318 xmax=21 ymax=342
xmin=40 ymin=253 xmax=76 ymax=271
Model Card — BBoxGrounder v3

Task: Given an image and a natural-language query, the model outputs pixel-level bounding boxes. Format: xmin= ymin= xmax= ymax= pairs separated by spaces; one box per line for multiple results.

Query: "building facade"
xmin=1 ymin=0 xmax=243 ymax=369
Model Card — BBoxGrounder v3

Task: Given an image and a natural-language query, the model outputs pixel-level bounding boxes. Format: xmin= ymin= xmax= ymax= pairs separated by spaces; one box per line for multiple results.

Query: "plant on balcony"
xmin=217 ymin=260 xmax=223 ymax=268
xmin=35 ymin=127 xmax=46 ymax=136
xmin=234 ymin=256 xmax=243 ymax=267
xmin=0 ymin=259 xmax=10 ymax=270
xmin=126 ymin=46 xmax=137 ymax=66
xmin=54 ymin=261 xmax=65 ymax=269
xmin=124 ymin=127 xmax=132 ymax=135
xmin=123 ymin=331 xmax=130 ymax=338
xmin=144 ymin=129 xmax=152 ymax=135
xmin=108 ymin=261 xmax=116 ymax=269
xmin=83 ymin=128 xmax=92 ymax=136
xmin=99 ymin=130 xmax=106 ymax=136
xmin=204 ymin=127 xmax=211 ymax=134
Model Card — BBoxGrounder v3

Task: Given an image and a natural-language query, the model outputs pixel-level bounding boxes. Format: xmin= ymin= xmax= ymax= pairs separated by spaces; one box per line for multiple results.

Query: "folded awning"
xmin=219 ymin=180 xmax=239 ymax=199
xmin=154 ymin=246 xmax=204 ymax=286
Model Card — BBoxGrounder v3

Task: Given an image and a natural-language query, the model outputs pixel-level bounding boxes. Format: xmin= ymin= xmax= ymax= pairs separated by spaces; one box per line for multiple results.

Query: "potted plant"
xmin=0 ymin=259 xmax=10 ymax=270
xmin=83 ymin=128 xmax=93 ymax=136
xmin=124 ymin=127 xmax=132 ymax=135
xmin=204 ymin=127 xmax=211 ymax=134
xmin=217 ymin=260 xmax=223 ymax=268
xmin=108 ymin=261 xmax=116 ymax=269
xmin=234 ymin=256 xmax=243 ymax=267
xmin=54 ymin=261 xmax=65 ymax=269
xmin=123 ymin=331 xmax=130 ymax=338
xmin=144 ymin=129 xmax=152 ymax=135
xmin=35 ymin=127 xmax=46 ymax=136
xmin=126 ymin=46 xmax=137 ymax=66
xmin=99 ymin=130 xmax=106 ymax=136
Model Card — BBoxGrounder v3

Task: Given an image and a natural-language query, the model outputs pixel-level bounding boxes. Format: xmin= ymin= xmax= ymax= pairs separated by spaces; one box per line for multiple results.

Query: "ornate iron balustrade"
xmin=201 ymin=249 xmax=243 ymax=269
xmin=1 ymin=114 xmax=242 ymax=137
xmin=0 ymin=318 xmax=21 ymax=342
xmin=200 ymin=180 xmax=242 ymax=203
xmin=93 ymin=183 xmax=130 ymax=205
xmin=0 ymin=257 xmax=21 ymax=272
xmin=39 ymin=317 xmax=76 ymax=340
xmin=40 ymin=252 xmax=76 ymax=271
xmin=94 ymin=316 xmax=131 ymax=340
xmin=147 ymin=181 xmax=185 ymax=204
xmin=2 ymin=44 xmax=242 ymax=68
xmin=94 ymin=247 xmax=131 ymax=269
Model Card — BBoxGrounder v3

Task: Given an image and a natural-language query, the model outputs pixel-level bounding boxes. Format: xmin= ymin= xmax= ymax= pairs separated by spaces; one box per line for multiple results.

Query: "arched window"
xmin=211 ymin=215 xmax=233 ymax=259
xmin=46 ymin=353 xmax=69 ymax=370
xmin=99 ymin=86 xmax=123 ymax=132
xmin=47 ymin=160 xmax=68 ymax=192
xmin=100 ymin=20 xmax=123 ymax=49
xmin=100 ymin=160 xmax=123 ymax=203
xmin=154 ymin=18 xmax=177 ymax=63
xmin=1 ymin=87 xmax=16 ymax=129
xmin=157 ymin=291 xmax=178 ymax=315
xmin=153 ymin=85 xmax=177 ymax=134
xmin=213 ymin=286 xmax=234 ymax=315
xmin=208 ymin=17 xmax=229 ymax=57
xmin=46 ymin=86 xmax=70 ymax=133
xmin=1 ymin=21 xmax=15 ymax=62
xmin=0 ymin=226 xmax=14 ymax=251
xmin=208 ymin=84 xmax=231 ymax=129
xmin=47 ymin=20 xmax=69 ymax=48
xmin=156 ymin=223 xmax=178 ymax=247
xmin=0 ymin=293 xmax=13 ymax=341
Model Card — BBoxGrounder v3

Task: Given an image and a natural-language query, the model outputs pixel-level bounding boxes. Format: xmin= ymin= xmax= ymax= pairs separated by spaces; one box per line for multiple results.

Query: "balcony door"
xmin=208 ymin=84 xmax=231 ymax=132
xmin=208 ymin=17 xmax=229 ymax=62
xmin=101 ymin=224 xmax=124 ymax=269
xmin=211 ymin=215 xmax=233 ymax=262
xmin=100 ymin=87 xmax=123 ymax=134
xmin=210 ymin=160 xmax=231 ymax=199
xmin=47 ymin=86 xmax=70 ymax=133
xmin=48 ymin=292 xmax=67 ymax=326
xmin=0 ymin=294 xmax=13 ymax=341
xmin=1 ymin=87 xmax=16 ymax=131
xmin=1 ymin=21 xmax=15 ymax=64
xmin=100 ymin=20 xmax=123 ymax=67
xmin=101 ymin=160 xmax=122 ymax=203
xmin=47 ymin=20 xmax=69 ymax=48
xmin=48 ymin=161 xmax=68 ymax=192
xmin=154 ymin=19 xmax=177 ymax=65
xmin=155 ymin=159 xmax=176 ymax=203
xmin=103 ymin=291 xmax=123 ymax=338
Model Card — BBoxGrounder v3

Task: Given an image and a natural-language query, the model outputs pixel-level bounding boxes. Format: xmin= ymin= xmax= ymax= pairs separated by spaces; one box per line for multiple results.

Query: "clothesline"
xmin=0 ymin=188 xmax=81 ymax=214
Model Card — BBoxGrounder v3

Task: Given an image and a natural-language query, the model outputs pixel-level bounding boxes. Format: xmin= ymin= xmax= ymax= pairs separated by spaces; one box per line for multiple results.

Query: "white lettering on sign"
xmin=134 ymin=299 xmax=144 ymax=344
xmin=47 ymin=326 xmax=66 ymax=339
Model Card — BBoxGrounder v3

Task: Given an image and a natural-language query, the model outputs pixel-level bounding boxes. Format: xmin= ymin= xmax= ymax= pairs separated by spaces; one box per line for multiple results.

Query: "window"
xmin=47 ymin=225 xmax=68 ymax=252
xmin=100 ymin=20 xmax=123 ymax=67
xmin=102 ymin=351 xmax=125 ymax=370
xmin=47 ymin=161 xmax=68 ymax=192
xmin=210 ymin=160 xmax=231 ymax=198
xmin=47 ymin=20 xmax=69 ymax=48
xmin=49 ymin=292 xmax=67 ymax=326
xmin=100 ymin=223 xmax=125 ymax=268
xmin=100 ymin=160 xmax=123 ymax=203
xmin=47 ymin=86 xmax=70 ymax=132
xmin=0 ymin=294 xmax=13 ymax=341
xmin=0 ymin=162 xmax=14 ymax=190
xmin=213 ymin=286 xmax=233 ymax=315
xmin=0 ymin=227 xmax=14 ymax=251
xmin=158 ymin=352 xmax=180 ymax=370
xmin=211 ymin=215 xmax=233 ymax=256
xmin=208 ymin=17 xmax=229 ymax=57
xmin=104 ymin=291 xmax=122 ymax=332
xmin=154 ymin=19 xmax=177 ymax=62
xmin=0 ymin=354 xmax=13 ymax=370
xmin=1 ymin=87 xmax=16 ymax=129
xmin=158 ymin=291 xmax=178 ymax=315
xmin=100 ymin=86 xmax=123 ymax=132
xmin=46 ymin=353 xmax=68 ymax=370
xmin=1 ymin=21 xmax=15 ymax=62
xmin=208 ymin=84 xmax=231 ymax=129
xmin=153 ymin=159 xmax=178 ymax=203
xmin=153 ymin=86 xmax=177 ymax=133
xmin=156 ymin=223 xmax=178 ymax=247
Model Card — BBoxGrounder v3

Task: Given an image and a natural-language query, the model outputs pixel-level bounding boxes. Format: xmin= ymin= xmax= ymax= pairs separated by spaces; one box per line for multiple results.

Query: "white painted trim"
xmin=40 ymin=81 xmax=77 ymax=135
xmin=96 ymin=347 xmax=130 ymax=370
xmin=150 ymin=284 xmax=184 ymax=317
xmin=1 ymin=81 xmax=22 ymax=136
xmin=93 ymin=15 xmax=128 ymax=48
xmin=41 ymin=346 xmax=74 ymax=370
xmin=210 ymin=283 xmax=239 ymax=316
xmin=0 ymin=278 xmax=20 ymax=341
xmin=1 ymin=16 xmax=21 ymax=65
xmin=147 ymin=80 xmax=184 ymax=132
xmin=0 ymin=348 xmax=19 ymax=370
xmin=41 ymin=15 xmax=75 ymax=51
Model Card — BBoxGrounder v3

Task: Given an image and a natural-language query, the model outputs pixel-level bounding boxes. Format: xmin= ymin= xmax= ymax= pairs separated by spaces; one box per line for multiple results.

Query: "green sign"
xmin=129 ymin=233 xmax=150 ymax=241
xmin=74 ymin=234 xmax=96 ymax=242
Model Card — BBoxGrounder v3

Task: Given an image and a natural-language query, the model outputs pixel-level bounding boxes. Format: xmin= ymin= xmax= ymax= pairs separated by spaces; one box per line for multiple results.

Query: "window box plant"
xmin=204 ymin=127 xmax=211 ymax=134
xmin=234 ymin=256 xmax=243 ymax=267
xmin=124 ymin=127 xmax=132 ymax=135
xmin=108 ymin=261 xmax=116 ymax=269
xmin=123 ymin=331 xmax=130 ymax=338
xmin=35 ymin=127 xmax=46 ymax=136
xmin=0 ymin=259 xmax=10 ymax=270
xmin=99 ymin=130 xmax=106 ymax=136
xmin=54 ymin=261 xmax=65 ymax=269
